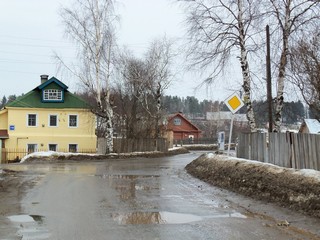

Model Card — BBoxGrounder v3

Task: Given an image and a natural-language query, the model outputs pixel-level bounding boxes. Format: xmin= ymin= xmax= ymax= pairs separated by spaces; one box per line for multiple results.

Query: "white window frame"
xmin=173 ymin=118 xmax=181 ymax=126
xmin=27 ymin=113 xmax=38 ymax=127
xmin=43 ymin=89 xmax=63 ymax=101
xmin=68 ymin=114 xmax=78 ymax=128
xmin=68 ymin=144 xmax=78 ymax=153
xmin=48 ymin=114 xmax=58 ymax=127
xmin=48 ymin=144 xmax=58 ymax=152
xmin=27 ymin=144 xmax=38 ymax=153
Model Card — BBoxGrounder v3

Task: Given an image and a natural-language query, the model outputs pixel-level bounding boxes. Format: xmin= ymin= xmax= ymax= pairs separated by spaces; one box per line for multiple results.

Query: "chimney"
xmin=40 ymin=74 xmax=49 ymax=84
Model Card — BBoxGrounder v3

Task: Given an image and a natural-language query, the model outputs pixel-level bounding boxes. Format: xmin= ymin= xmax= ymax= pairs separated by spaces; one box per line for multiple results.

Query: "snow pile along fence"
xmin=1 ymin=148 xmax=97 ymax=163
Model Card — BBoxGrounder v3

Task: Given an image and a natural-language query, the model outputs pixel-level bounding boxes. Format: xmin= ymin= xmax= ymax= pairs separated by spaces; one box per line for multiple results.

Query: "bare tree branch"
xmin=58 ymin=0 xmax=118 ymax=153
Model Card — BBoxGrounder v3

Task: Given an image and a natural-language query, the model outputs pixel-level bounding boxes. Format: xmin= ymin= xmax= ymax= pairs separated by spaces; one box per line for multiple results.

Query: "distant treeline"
xmin=162 ymin=95 xmax=306 ymax=126
xmin=0 ymin=95 xmax=18 ymax=109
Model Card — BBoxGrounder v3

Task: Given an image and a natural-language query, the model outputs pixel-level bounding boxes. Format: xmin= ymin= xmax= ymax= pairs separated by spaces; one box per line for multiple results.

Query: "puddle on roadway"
xmin=112 ymin=211 xmax=246 ymax=225
xmin=8 ymin=214 xmax=45 ymax=224
xmin=96 ymin=174 xmax=160 ymax=179
xmin=8 ymin=214 xmax=50 ymax=239
xmin=3 ymin=164 xmax=97 ymax=174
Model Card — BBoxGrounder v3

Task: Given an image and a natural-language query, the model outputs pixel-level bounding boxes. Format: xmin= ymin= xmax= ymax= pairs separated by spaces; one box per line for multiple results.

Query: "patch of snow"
xmin=205 ymin=153 xmax=320 ymax=181
xmin=169 ymin=147 xmax=183 ymax=151
xmin=304 ymin=119 xmax=320 ymax=134
xmin=20 ymin=151 xmax=99 ymax=163
xmin=206 ymin=154 xmax=287 ymax=174
xmin=206 ymin=153 xmax=215 ymax=158
xmin=294 ymin=169 xmax=320 ymax=182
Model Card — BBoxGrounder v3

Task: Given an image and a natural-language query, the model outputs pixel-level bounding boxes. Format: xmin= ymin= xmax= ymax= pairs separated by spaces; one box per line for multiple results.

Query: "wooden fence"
xmin=98 ymin=138 xmax=169 ymax=154
xmin=178 ymin=137 xmax=218 ymax=146
xmin=237 ymin=132 xmax=320 ymax=170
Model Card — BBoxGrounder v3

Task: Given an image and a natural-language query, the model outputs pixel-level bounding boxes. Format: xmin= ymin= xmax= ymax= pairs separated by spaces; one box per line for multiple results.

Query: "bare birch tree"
xmin=144 ymin=37 xmax=174 ymax=138
xmin=290 ymin=29 xmax=320 ymax=120
xmin=59 ymin=0 xmax=117 ymax=153
xmin=114 ymin=37 xmax=174 ymax=138
xmin=114 ymin=53 xmax=150 ymax=138
xmin=268 ymin=0 xmax=320 ymax=131
xmin=178 ymin=0 xmax=263 ymax=132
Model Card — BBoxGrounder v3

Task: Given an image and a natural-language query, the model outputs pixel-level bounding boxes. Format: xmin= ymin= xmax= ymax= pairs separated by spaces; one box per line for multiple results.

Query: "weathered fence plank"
xmin=101 ymin=138 xmax=168 ymax=154
xmin=237 ymin=132 xmax=320 ymax=171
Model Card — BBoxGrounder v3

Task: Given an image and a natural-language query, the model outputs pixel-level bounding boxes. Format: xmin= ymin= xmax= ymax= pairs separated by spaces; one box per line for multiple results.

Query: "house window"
xmin=69 ymin=144 xmax=78 ymax=153
xmin=69 ymin=115 xmax=78 ymax=127
xmin=43 ymin=89 xmax=62 ymax=101
xmin=173 ymin=118 xmax=181 ymax=126
xmin=28 ymin=114 xmax=37 ymax=127
xmin=49 ymin=144 xmax=57 ymax=151
xmin=49 ymin=115 xmax=58 ymax=127
xmin=27 ymin=144 xmax=37 ymax=153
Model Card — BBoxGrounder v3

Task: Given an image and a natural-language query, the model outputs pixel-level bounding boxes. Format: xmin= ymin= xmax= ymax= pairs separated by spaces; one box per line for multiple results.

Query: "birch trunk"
xmin=238 ymin=0 xmax=256 ymax=132
xmin=104 ymin=40 xmax=114 ymax=153
xmin=274 ymin=46 xmax=288 ymax=132
xmin=105 ymin=100 xmax=113 ymax=154
xmin=154 ymin=82 xmax=162 ymax=139
xmin=273 ymin=3 xmax=291 ymax=132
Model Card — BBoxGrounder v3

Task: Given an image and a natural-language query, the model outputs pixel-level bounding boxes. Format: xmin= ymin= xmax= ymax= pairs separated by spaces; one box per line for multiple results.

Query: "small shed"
xmin=299 ymin=119 xmax=320 ymax=134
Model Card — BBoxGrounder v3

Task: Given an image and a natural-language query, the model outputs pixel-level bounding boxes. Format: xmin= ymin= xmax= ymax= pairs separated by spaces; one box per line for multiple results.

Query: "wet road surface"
xmin=2 ymin=151 xmax=320 ymax=239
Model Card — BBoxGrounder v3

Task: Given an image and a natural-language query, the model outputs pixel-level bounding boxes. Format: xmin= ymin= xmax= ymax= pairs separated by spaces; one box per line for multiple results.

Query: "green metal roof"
xmin=6 ymin=77 xmax=89 ymax=109
xmin=36 ymin=77 xmax=68 ymax=90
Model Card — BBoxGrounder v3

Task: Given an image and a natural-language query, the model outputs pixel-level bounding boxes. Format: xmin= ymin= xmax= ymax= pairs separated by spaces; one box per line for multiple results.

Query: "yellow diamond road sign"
xmin=225 ymin=92 xmax=244 ymax=114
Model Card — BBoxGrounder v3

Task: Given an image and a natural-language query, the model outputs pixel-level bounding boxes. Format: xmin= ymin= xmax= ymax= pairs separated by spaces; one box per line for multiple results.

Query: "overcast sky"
xmin=0 ymin=0 xmax=240 ymax=102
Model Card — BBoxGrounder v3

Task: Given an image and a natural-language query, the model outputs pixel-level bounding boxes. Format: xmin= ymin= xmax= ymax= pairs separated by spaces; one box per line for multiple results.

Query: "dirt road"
xmin=1 ymin=151 xmax=320 ymax=239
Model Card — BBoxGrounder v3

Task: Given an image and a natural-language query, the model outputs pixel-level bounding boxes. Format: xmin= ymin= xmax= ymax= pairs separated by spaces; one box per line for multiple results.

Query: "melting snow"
xmin=20 ymin=151 xmax=98 ymax=163
xmin=205 ymin=153 xmax=320 ymax=183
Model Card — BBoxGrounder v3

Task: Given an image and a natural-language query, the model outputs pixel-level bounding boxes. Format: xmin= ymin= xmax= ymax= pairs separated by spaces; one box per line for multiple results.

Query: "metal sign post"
xmin=224 ymin=92 xmax=244 ymax=156
xmin=218 ymin=131 xmax=225 ymax=151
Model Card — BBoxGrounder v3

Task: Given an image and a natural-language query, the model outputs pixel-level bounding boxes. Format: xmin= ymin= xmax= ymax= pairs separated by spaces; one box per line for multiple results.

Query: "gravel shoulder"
xmin=186 ymin=153 xmax=320 ymax=218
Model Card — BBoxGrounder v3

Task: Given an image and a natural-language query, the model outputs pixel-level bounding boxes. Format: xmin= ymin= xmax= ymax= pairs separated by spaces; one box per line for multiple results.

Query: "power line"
xmin=0 ymin=69 xmax=42 ymax=75
xmin=0 ymin=50 xmax=75 ymax=59
xmin=0 ymin=34 xmax=72 ymax=44
xmin=0 ymin=41 xmax=73 ymax=49
xmin=0 ymin=58 xmax=55 ymax=65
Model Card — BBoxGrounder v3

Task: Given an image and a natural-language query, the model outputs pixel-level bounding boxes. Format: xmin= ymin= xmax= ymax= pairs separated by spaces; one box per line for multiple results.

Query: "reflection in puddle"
xmin=97 ymin=174 xmax=161 ymax=201
xmin=3 ymin=164 xmax=97 ymax=174
xmin=8 ymin=214 xmax=44 ymax=224
xmin=30 ymin=214 xmax=45 ymax=224
xmin=8 ymin=215 xmax=35 ymax=223
xmin=96 ymin=174 xmax=160 ymax=179
xmin=8 ymin=214 xmax=50 ymax=239
xmin=112 ymin=211 xmax=247 ymax=225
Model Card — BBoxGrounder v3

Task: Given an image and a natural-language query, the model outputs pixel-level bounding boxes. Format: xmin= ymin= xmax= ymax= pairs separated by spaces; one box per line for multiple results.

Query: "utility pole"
xmin=266 ymin=25 xmax=273 ymax=132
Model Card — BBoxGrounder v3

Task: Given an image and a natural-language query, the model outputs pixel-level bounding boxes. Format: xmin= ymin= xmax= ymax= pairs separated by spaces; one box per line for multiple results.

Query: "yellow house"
xmin=0 ymin=75 xmax=96 ymax=161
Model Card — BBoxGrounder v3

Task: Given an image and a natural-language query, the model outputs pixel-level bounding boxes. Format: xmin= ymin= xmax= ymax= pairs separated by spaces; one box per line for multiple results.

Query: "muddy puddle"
xmin=112 ymin=211 xmax=247 ymax=225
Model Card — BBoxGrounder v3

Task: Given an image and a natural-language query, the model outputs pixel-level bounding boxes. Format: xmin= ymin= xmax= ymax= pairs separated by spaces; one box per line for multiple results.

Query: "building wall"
xmin=173 ymin=131 xmax=200 ymax=141
xmin=4 ymin=107 xmax=96 ymax=151
xmin=167 ymin=115 xmax=201 ymax=141
xmin=0 ymin=110 xmax=8 ymax=129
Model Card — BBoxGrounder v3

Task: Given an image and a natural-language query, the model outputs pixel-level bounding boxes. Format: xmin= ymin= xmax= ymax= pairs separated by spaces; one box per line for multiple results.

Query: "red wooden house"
xmin=166 ymin=113 xmax=202 ymax=142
